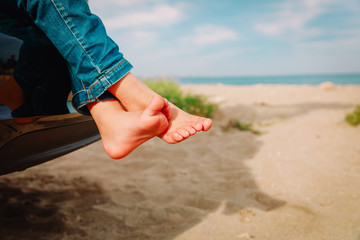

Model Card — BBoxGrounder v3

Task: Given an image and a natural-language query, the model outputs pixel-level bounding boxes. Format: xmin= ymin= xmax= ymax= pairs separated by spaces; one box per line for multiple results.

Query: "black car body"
xmin=0 ymin=34 xmax=100 ymax=175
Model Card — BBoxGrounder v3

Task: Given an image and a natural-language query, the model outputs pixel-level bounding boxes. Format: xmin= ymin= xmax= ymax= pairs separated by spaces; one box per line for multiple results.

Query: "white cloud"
xmin=103 ymin=5 xmax=184 ymax=29
xmin=193 ymin=25 xmax=238 ymax=45
xmin=254 ymin=0 xmax=337 ymax=36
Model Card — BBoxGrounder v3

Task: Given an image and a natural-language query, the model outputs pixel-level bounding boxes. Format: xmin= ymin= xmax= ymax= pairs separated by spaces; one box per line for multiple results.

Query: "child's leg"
xmin=88 ymin=95 xmax=169 ymax=159
xmin=108 ymin=73 xmax=212 ymax=143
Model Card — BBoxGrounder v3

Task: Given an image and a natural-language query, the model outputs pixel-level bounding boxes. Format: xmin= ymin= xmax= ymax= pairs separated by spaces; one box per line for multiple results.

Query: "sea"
xmin=178 ymin=73 xmax=360 ymax=85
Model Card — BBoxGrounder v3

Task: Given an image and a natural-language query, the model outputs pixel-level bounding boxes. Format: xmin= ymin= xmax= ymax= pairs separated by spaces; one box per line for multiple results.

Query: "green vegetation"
xmin=144 ymin=78 xmax=263 ymax=135
xmin=224 ymin=119 xmax=262 ymax=135
xmin=345 ymin=105 xmax=360 ymax=126
xmin=144 ymin=78 xmax=217 ymax=118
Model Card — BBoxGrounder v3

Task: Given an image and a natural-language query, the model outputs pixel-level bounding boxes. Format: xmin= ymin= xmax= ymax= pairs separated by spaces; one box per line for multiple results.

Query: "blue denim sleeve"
xmin=17 ymin=0 xmax=133 ymax=115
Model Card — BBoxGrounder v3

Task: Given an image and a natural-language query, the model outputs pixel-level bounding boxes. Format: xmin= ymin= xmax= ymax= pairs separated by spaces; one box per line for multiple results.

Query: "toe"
xmin=177 ymin=128 xmax=191 ymax=138
xmin=185 ymin=126 xmax=197 ymax=135
xmin=172 ymin=132 xmax=184 ymax=142
xmin=145 ymin=95 xmax=165 ymax=116
xmin=162 ymin=98 xmax=171 ymax=120
xmin=194 ymin=122 xmax=203 ymax=132
xmin=202 ymin=118 xmax=212 ymax=131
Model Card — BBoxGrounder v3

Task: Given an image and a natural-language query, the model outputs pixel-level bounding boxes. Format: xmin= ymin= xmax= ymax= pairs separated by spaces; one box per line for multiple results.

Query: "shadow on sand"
xmin=0 ymin=133 xmax=282 ymax=239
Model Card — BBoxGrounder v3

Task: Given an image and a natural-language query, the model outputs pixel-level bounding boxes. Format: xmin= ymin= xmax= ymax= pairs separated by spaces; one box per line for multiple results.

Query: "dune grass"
xmin=144 ymin=78 xmax=217 ymax=118
xmin=144 ymin=79 xmax=262 ymax=134
xmin=345 ymin=105 xmax=360 ymax=126
xmin=225 ymin=119 xmax=262 ymax=135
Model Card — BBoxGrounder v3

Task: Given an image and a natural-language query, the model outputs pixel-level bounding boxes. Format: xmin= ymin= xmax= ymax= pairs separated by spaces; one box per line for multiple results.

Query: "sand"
xmin=1 ymin=84 xmax=360 ymax=240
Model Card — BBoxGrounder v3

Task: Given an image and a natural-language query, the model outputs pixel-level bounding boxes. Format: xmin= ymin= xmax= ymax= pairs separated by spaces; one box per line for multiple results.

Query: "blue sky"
xmin=89 ymin=0 xmax=360 ymax=77
xmin=0 ymin=0 xmax=359 ymax=77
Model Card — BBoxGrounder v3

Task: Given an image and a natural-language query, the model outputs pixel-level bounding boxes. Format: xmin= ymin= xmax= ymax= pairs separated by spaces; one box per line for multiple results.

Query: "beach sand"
xmin=1 ymin=84 xmax=360 ymax=240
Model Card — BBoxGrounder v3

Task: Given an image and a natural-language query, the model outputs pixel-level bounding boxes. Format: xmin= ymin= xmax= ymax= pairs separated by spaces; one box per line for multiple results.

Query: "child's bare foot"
xmin=88 ymin=95 xmax=169 ymax=159
xmin=159 ymin=102 xmax=212 ymax=143
xmin=108 ymin=73 xmax=212 ymax=144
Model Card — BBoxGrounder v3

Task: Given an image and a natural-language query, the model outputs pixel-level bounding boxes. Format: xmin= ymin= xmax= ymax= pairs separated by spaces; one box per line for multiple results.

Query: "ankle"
xmin=108 ymin=73 xmax=157 ymax=111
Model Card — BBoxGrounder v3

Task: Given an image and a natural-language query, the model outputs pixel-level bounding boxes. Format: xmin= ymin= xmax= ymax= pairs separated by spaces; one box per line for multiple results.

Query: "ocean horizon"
xmin=178 ymin=73 xmax=360 ymax=85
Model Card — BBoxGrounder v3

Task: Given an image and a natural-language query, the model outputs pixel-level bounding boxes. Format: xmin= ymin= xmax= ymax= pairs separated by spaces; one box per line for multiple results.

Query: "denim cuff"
xmin=72 ymin=58 xmax=133 ymax=115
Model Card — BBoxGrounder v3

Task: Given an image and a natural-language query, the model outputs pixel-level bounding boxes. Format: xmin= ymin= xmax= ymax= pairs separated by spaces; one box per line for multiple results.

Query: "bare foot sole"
xmin=88 ymin=95 xmax=169 ymax=159
xmin=159 ymin=102 xmax=212 ymax=144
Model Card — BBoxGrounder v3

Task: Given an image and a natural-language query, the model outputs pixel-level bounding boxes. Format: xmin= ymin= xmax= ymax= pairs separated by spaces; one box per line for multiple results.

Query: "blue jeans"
xmin=0 ymin=0 xmax=133 ymax=115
